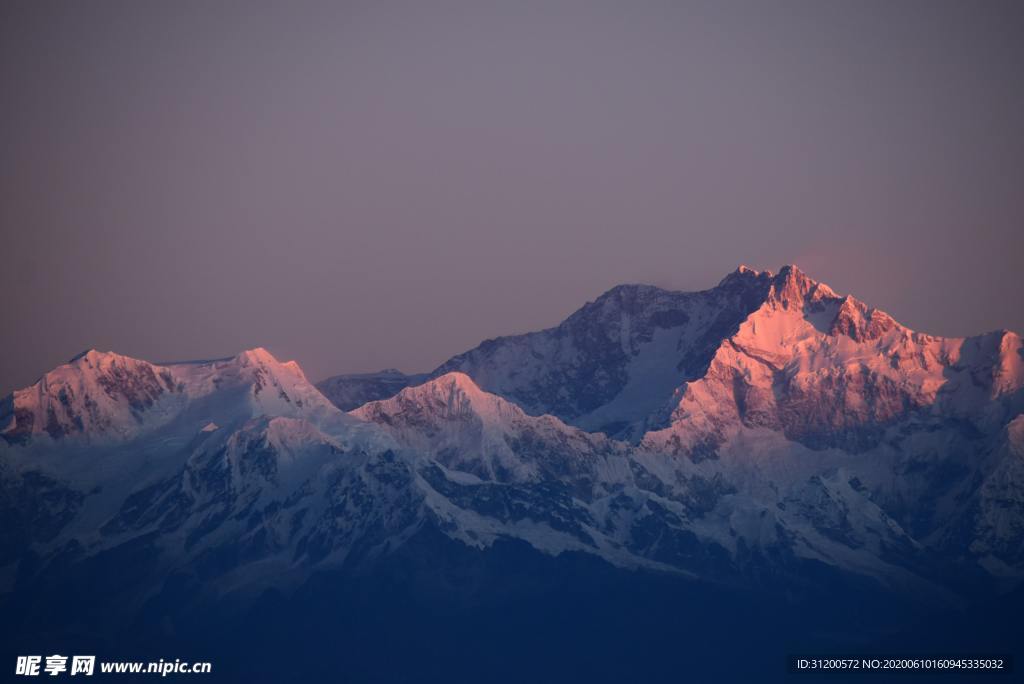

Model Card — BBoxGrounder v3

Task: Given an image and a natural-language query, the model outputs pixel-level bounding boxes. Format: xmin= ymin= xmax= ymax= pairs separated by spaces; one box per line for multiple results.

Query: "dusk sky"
xmin=2 ymin=0 xmax=1023 ymax=396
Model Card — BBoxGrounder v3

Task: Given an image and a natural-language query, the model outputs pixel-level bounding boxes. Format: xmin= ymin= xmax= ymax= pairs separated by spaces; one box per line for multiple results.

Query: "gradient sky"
xmin=2 ymin=0 xmax=1023 ymax=396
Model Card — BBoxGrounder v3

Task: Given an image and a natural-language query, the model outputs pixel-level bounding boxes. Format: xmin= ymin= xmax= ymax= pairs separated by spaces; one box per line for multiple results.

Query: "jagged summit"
xmin=594 ymin=264 xmax=841 ymax=311
xmin=762 ymin=264 xmax=838 ymax=310
xmin=768 ymin=264 xmax=813 ymax=304
xmin=827 ymin=294 xmax=898 ymax=342
xmin=714 ymin=263 xmax=843 ymax=311
xmin=420 ymin=264 xmax=917 ymax=441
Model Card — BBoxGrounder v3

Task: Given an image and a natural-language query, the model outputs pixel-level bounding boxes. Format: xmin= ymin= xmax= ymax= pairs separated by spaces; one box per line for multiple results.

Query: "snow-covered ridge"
xmin=409 ymin=265 xmax=1023 ymax=446
xmin=6 ymin=265 xmax=1021 ymax=454
xmin=353 ymin=372 xmax=529 ymax=424
xmin=636 ymin=268 xmax=1022 ymax=455
xmin=0 ymin=347 xmax=339 ymax=444
xmin=350 ymin=372 xmax=618 ymax=485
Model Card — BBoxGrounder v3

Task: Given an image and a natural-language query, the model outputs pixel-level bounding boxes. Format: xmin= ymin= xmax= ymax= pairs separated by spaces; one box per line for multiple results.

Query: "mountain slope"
xmin=427 ymin=268 xmax=776 ymax=441
xmin=349 ymin=373 xmax=971 ymax=596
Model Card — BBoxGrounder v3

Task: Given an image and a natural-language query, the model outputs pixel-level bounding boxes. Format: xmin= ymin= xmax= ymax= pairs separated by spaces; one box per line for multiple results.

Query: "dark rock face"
xmin=95 ymin=361 xmax=176 ymax=413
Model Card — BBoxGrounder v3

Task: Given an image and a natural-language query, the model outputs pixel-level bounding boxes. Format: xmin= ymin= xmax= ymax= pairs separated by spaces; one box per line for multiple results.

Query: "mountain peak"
xmin=769 ymin=264 xmax=812 ymax=305
xmin=764 ymin=264 xmax=839 ymax=309
xmin=352 ymin=371 xmax=525 ymax=426
xmin=3 ymin=349 xmax=176 ymax=443
xmin=234 ymin=347 xmax=280 ymax=366
xmin=715 ymin=263 xmax=842 ymax=310
xmin=825 ymin=295 xmax=899 ymax=342
xmin=231 ymin=348 xmax=311 ymax=381
xmin=406 ymin=371 xmax=488 ymax=401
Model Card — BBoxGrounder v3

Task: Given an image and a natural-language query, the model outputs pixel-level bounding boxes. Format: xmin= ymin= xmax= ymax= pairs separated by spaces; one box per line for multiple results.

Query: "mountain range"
xmin=2 ymin=265 xmax=1022 ymax=682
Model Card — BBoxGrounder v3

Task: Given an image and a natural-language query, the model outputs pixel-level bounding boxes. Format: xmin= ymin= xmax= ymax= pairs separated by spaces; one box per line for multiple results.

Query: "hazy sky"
xmin=2 ymin=0 xmax=1023 ymax=395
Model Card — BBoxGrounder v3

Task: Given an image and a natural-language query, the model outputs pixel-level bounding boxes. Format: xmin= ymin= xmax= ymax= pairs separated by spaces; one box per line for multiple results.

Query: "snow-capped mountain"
xmin=2 ymin=265 xmax=1023 ymax=681
xmin=349 ymin=372 xmax=956 ymax=593
xmin=427 ymin=267 xmax=778 ymax=442
xmin=421 ymin=265 xmax=1023 ymax=448
xmin=1 ymin=347 xmax=342 ymax=444
xmin=643 ymin=266 xmax=1022 ymax=456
